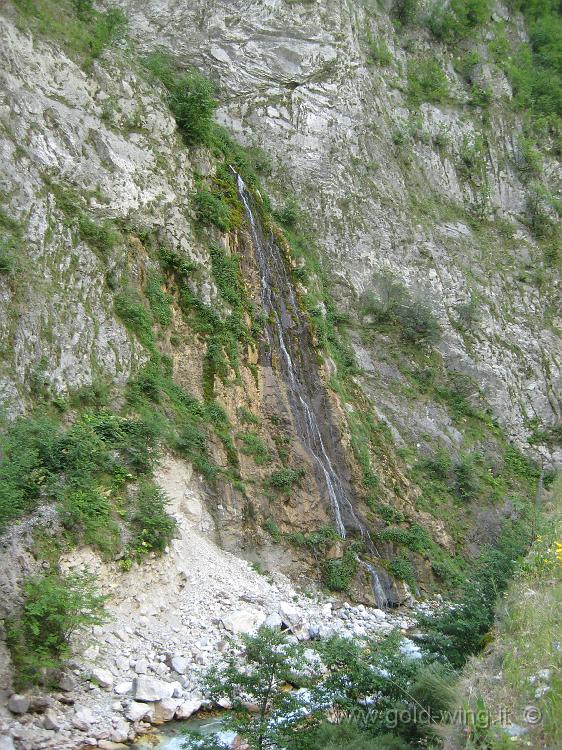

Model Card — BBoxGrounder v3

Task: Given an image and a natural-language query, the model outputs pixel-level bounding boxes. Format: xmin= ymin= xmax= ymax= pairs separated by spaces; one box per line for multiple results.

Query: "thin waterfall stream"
xmin=235 ymin=174 xmax=393 ymax=607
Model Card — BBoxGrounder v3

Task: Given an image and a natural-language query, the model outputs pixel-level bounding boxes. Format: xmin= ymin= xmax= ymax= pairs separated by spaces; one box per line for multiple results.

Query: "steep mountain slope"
xmin=0 ymin=0 xmax=560 ymax=746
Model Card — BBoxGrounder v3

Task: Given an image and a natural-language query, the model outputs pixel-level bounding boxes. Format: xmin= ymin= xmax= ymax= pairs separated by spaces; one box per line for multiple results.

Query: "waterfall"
xmin=361 ymin=561 xmax=389 ymax=609
xmin=237 ymin=174 xmax=358 ymax=538
xmin=235 ymin=174 xmax=396 ymax=608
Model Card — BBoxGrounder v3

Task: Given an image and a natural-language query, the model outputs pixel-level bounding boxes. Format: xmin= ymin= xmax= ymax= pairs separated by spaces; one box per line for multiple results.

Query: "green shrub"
xmin=77 ymin=215 xmax=120 ymax=255
xmin=506 ymin=1 xmax=562 ymax=121
xmin=145 ymin=52 xmax=217 ymax=146
xmin=397 ymin=300 xmax=441 ymax=344
xmin=238 ymin=432 xmax=270 ymax=465
xmin=145 ymin=272 xmax=172 ymax=327
xmin=262 ymin=518 xmax=281 ymax=542
xmin=59 ymin=486 xmax=120 ymax=555
xmin=393 ymin=0 xmax=420 ymax=26
xmin=516 ymin=137 xmax=543 ymax=179
xmin=209 ymin=244 xmax=245 ymax=307
xmin=429 ymin=0 xmax=492 ymax=43
xmin=0 ymin=208 xmax=23 ymax=276
xmin=128 ymin=479 xmax=176 ymax=557
xmin=526 ymin=183 xmax=559 ymax=239
xmin=454 ymin=454 xmax=481 ymax=500
xmin=114 ymin=288 xmax=154 ymax=348
xmin=0 ymin=237 xmax=19 ymax=275
xmin=7 ymin=571 xmax=107 ymax=688
xmin=457 ymin=133 xmax=486 ymax=182
xmin=267 ymin=467 xmax=305 ymax=492
xmin=194 ymin=188 xmax=232 ymax=231
xmin=275 ymin=197 xmax=300 ymax=229
xmin=418 ymin=520 xmax=531 ymax=667
xmin=12 ymin=0 xmax=126 ymax=68
xmin=408 ymin=58 xmax=449 ymax=105
xmin=237 ymin=406 xmax=260 ymax=425
xmin=323 ymin=551 xmax=358 ymax=592
xmin=367 ymin=33 xmax=393 ymax=66
xmin=389 ymin=556 xmax=417 ymax=590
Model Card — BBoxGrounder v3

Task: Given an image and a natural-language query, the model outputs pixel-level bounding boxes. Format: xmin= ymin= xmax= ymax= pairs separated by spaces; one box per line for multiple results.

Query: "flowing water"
xmin=236 ymin=175 xmax=395 ymax=607
xmin=130 ymin=717 xmax=233 ymax=749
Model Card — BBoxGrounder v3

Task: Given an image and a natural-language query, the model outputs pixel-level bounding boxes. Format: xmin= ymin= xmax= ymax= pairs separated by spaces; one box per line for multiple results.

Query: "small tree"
xmin=194 ymin=627 xmax=303 ymax=750
xmin=7 ymin=571 xmax=108 ymax=688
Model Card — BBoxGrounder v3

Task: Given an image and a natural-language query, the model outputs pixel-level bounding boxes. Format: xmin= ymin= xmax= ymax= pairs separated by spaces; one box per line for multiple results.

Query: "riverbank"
xmin=0 ymin=474 xmax=428 ymax=750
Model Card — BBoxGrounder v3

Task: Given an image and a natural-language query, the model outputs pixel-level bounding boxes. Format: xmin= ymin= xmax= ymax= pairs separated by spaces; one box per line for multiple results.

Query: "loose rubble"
xmin=0 ymin=492 xmax=420 ymax=749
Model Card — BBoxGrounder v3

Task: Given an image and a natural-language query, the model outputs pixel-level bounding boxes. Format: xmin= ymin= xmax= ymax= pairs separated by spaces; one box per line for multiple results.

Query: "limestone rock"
xmin=221 ymin=609 xmax=266 ymax=634
xmin=72 ymin=705 xmax=95 ymax=731
xmin=133 ymin=676 xmax=174 ymax=702
xmin=152 ymin=697 xmax=182 ymax=723
xmin=264 ymin=612 xmax=283 ymax=629
xmin=110 ymin=717 xmax=130 ymax=743
xmin=124 ymin=701 xmax=151 ymax=722
xmin=7 ymin=694 xmax=29 ymax=715
xmin=43 ymin=709 xmax=60 ymax=731
xmin=170 ymin=655 xmax=188 ymax=675
xmin=175 ymin=699 xmax=202 ymax=720
xmin=114 ymin=681 xmax=133 ymax=696
xmin=91 ymin=667 xmax=114 ymax=689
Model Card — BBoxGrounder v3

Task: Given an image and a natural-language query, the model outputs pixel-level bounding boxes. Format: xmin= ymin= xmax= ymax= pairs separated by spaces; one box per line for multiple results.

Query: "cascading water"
xmin=236 ymin=173 xmax=396 ymax=607
xmin=237 ymin=175 xmax=352 ymax=537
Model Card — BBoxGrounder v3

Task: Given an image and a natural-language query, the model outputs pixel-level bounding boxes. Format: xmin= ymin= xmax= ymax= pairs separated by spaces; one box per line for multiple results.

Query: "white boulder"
xmin=133 ymin=676 xmax=174 ymax=702
xmin=175 ymin=699 xmax=202 ymax=720
xmin=221 ymin=609 xmax=265 ymax=634
xmin=91 ymin=667 xmax=114 ymax=689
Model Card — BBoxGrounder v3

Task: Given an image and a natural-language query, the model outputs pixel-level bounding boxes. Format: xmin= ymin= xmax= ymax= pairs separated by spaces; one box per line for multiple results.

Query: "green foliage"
xmin=366 ymin=32 xmax=393 ymax=66
xmin=158 ymin=244 xmax=254 ymax=400
xmin=417 ymin=519 xmax=532 ymax=667
xmin=457 ymin=133 xmax=487 ymax=183
xmin=13 ymin=0 xmax=127 ymax=68
xmin=145 ymin=51 xmax=217 ymax=146
xmin=59 ymin=486 xmax=120 ymax=556
xmin=388 ymin=556 xmax=416 ymax=590
xmin=0 ymin=208 xmax=22 ymax=276
xmin=407 ymin=58 xmax=449 ymax=106
xmin=237 ymin=406 xmax=260 ymax=425
xmin=285 ymin=526 xmax=340 ymax=555
xmin=238 ymin=432 xmax=270 ymax=465
xmin=429 ymin=0 xmax=492 ymax=43
xmin=516 ymin=137 xmax=543 ymax=180
xmin=194 ymin=188 xmax=233 ymax=231
xmin=526 ymin=182 xmax=560 ymax=240
xmin=379 ymin=523 xmax=433 ymax=555
xmin=114 ymin=288 xmax=155 ymax=348
xmin=267 ymin=467 xmax=305 ymax=492
xmin=361 ymin=272 xmax=441 ymax=346
xmin=274 ymin=197 xmax=300 ymax=229
xmin=454 ymin=454 xmax=481 ymax=500
xmin=262 ymin=518 xmax=281 ymax=542
xmin=145 ymin=272 xmax=173 ymax=327
xmin=392 ymin=0 xmax=420 ymax=26
xmin=126 ymin=356 xmax=221 ymax=481
xmin=506 ymin=1 xmax=562 ymax=122
xmin=0 ymin=407 xmax=162 ymax=545
xmin=203 ymin=627 xmax=302 ymax=750
xmin=323 ymin=544 xmax=360 ymax=591
xmin=7 ymin=571 xmax=107 ymax=688
xmin=128 ymin=479 xmax=176 ymax=557
xmin=77 ymin=215 xmax=120 ymax=256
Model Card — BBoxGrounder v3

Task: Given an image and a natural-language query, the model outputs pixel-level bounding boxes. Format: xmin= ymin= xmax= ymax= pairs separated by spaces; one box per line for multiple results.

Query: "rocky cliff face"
xmin=0 ymin=0 xmax=560 ymax=744
xmin=108 ymin=0 xmax=561 ymax=461
xmin=0 ymin=0 xmax=561 ymax=747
